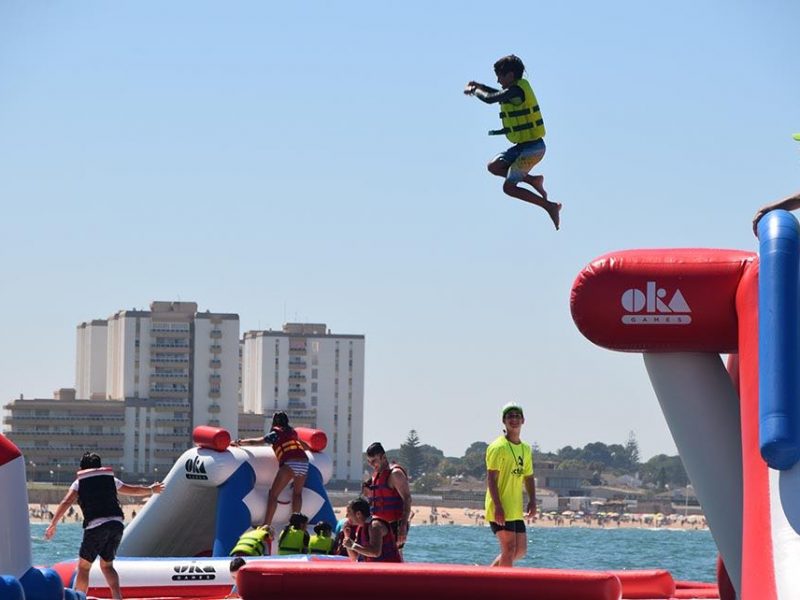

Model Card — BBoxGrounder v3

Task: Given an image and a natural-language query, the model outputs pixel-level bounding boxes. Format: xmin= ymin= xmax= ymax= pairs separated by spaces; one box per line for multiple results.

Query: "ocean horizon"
xmin=31 ymin=522 xmax=717 ymax=583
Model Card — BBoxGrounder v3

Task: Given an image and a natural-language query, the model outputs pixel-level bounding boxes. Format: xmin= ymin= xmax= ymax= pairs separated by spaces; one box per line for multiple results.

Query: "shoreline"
xmin=28 ymin=503 xmax=707 ymax=532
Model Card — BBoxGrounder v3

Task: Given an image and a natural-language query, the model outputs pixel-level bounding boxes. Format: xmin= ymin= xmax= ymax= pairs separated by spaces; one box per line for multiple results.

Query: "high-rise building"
xmin=73 ymin=301 xmax=240 ymax=471
xmin=75 ymin=320 xmax=108 ymax=400
xmin=241 ymin=323 xmax=364 ymax=483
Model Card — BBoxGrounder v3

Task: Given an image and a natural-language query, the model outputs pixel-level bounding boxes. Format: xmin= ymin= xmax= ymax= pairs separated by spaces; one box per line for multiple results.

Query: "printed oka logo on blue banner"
xmin=620 ymin=281 xmax=692 ymax=325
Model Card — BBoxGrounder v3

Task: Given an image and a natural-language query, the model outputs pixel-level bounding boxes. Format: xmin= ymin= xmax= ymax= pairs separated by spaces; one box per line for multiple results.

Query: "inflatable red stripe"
xmin=610 ymin=569 xmax=674 ymax=598
xmin=735 ymin=263 xmax=778 ymax=599
xmin=0 ymin=434 xmax=22 ymax=467
xmin=238 ymin=562 xmax=622 ymax=600
xmin=571 ymin=249 xmax=755 ymax=353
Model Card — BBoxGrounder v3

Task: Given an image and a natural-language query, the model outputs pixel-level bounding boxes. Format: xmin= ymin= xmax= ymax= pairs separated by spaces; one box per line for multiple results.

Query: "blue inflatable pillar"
xmin=758 ymin=210 xmax=800 ymax=469
xmin=213 ymin=462 xmax=256 ymax=556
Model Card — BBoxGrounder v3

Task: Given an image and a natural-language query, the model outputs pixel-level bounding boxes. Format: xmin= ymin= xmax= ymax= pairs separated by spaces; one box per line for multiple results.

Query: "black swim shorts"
xmin=490 ymin=520 xmax=526 ymax=534
xmin=79 ymin=520 xmax=124 ymax=562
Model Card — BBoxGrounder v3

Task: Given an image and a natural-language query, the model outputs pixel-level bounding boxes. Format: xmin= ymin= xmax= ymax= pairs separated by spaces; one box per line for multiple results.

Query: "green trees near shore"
xmin=378 ymin=430 xmax=688 ymax=492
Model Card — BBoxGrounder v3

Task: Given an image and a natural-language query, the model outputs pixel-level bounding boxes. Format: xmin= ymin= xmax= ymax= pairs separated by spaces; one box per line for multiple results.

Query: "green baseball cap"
xmin=793 ymin=133 xmax=800 ymax=141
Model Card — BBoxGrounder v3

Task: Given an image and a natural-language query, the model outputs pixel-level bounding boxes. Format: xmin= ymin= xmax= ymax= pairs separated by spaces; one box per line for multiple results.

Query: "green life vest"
xmin=489 ymin=78 xmax=545 ymax=144
xmin=229 ymin=528 xmax=269 ymax=556
xmin=278 ymin=527 xmax=308 ymax=555
xmin=308 ymin=534 xmax=334 ymax=554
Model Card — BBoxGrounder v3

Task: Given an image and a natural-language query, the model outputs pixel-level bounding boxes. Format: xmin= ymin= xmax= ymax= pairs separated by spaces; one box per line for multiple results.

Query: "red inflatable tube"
xmin=295 ymin=427 xmax=327 ymax=452
xmin=571 ymin=249 xmax=755 ymax=353
xmin=192 ymin=426 xmax=231 ymax=451
xmin=671 ymin=589 xmax=721 ymax=599
xmin=610 ymin=569 xmax=674 ymax=598
xmin=237 ymin=561 xmax=622 ymax=600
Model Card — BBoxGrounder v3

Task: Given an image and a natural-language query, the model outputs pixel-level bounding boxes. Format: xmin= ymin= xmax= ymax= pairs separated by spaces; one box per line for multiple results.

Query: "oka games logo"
xmin=184 ymin=456 xmax=208 ymax=480
xmin=172 ymin=564 xmax=216 ymax=581
xmin=620 ymin=281 xmax=691 ymax=325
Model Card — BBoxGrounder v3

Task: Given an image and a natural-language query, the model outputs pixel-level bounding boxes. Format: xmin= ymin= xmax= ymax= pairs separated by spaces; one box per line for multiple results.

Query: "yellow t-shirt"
xmin=484 ymin=435 xmax=534 ymax=523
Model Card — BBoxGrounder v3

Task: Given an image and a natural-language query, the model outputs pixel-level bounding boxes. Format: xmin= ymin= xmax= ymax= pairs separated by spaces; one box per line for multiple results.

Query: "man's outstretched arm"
xmin=752 ymin=192 xmax=800 ymax=235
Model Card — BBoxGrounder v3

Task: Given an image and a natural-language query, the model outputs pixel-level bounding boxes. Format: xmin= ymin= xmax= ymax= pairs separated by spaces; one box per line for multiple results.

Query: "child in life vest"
xmin=464 ymin=54 xmax=561 ymax=230
xmin=232 ymin=411 xmax=310 ymax=532
xmin=229 ymin=525 xmax=271 ymax=557
xmin=308 ymin=521 xmax=335 ymax=554
xmin=277 ymin=512 xmax=310 ymax=555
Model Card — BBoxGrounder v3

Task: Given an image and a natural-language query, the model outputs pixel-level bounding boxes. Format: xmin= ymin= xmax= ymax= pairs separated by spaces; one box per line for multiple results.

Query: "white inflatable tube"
xmin=643 ymin=352 xmax=743 ymax=594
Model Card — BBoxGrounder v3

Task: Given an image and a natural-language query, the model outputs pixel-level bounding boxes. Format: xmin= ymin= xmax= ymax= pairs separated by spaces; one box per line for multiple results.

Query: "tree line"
xmin=378 ymin=430 xmax=688 ymax=493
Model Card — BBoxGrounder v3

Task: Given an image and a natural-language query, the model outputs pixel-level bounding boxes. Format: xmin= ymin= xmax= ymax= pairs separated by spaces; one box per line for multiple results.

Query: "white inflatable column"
xmin=644 ymin=352 xmax=743 ymax=594
xmin=0 ymin=434 xmax=33 ymax=578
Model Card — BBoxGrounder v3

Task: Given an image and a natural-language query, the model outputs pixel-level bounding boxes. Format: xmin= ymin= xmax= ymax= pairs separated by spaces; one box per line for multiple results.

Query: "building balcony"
xmin=288 ymin=375 xmax=306 ymax=383
xmin=153 ymin=401 xmax=191 ymax=412
xmin=289 ymin=347 xmax=307 ymax=355
xmin=154 ymin=433 xmax=188 ymax=443
xmin=208 ymin=389 xmax=221 ymax=399
xmin=208 ymin=403 xmax=221 ymax=414
xmin=150 ymin=356 xmax=190 ymax=366
xmin=154 ymin=448 xmax=180 ymax=459
xmin=288 ymin=388 xmax=306 ymax=398
xmin=5 ymin=414 xmax=125 ymax=426
xmin=150 ymin=325 xmax=190 ymax=335
xmin=154 ymin=417 xmax=190 ymax=426
xmin=150 ymin=343 xmax=191 ymax=351
xmin=151 ymin=373 xmax=189 ymax=382
xmin=288 ymin=361 xmax=306 ymax=369
xmin=210 ymin=330 xmax=222 ymax=339
xmin=209 ymin=359 xmax=222 ymax=369
xmin=207 ymin=418 xmax=221 ymax=427
xmin=210 ymin=344 xmax=223 ymax=354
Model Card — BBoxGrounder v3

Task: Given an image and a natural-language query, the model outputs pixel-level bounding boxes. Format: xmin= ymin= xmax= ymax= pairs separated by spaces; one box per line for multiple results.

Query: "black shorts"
xmin=80 ymin=520 xmax=124 ymax=562
xmin=490 ymin=520 xmax=526 ymax=534
xmin=388 ymin=520 xmax=405 ymax=550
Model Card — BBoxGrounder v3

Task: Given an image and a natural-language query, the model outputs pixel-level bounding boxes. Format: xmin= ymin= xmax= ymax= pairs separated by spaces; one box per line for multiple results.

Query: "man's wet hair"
xmin=494 ymin=54 xmax=525 ymax=79
xmin=80 ymin=452 xmax=102 ymax=470
xmin=229 ymin=557 xmax=246 ymax=572
xmin=347 ymin=497 xmax=371 ymax=518
xmin=366 ymin=442 xmax=385 ymax=457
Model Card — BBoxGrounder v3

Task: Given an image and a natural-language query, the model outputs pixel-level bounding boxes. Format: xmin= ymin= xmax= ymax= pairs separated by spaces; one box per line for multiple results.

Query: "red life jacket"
xmin=369 ymin=463 xmax=406 ymax=522
xmin=356 ymin=517 xmax=402 ymax=563
xmin=270 ymin=426 xmax=307 ymax=464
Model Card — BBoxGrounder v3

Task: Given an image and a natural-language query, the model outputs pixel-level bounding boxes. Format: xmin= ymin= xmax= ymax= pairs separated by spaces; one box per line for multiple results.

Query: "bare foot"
xmin=527 ymin=175 xmax=548 ymax=201
xmin=546 ymin=202 xmax=561 ymax=230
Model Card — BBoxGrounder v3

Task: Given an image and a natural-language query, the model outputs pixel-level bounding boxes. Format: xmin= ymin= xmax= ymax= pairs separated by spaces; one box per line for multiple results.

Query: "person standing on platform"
xmin=232 ymin=411 xmax=309 ymax=533
xmin=44 ymin=452 xmax=164 ymax=599
xmin=365 ymin=442 xmax=412 ymax=552
xmin=485 ymin=402 xmax=537 ymax=567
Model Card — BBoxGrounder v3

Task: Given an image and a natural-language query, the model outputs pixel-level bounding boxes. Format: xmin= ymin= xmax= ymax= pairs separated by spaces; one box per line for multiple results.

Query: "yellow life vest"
xmin=308 ymin=534 xmax=334 ymax=554
xmin=277 ymin=527 xmax=308 ymax=555
xmin=229 ymin=528 xmax=269 ymax=556
xmin=489 ymin=78 xmax=545 ymax=144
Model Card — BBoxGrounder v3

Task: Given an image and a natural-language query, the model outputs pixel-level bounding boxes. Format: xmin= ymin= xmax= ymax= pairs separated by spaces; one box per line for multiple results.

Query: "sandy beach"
xmin=28 ymin=502 xmax=707 ymax=531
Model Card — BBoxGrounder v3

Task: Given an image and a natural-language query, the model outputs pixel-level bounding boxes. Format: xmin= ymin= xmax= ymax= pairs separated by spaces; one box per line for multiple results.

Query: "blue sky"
xmin=1 ymin=1 xmax=798 ymax=460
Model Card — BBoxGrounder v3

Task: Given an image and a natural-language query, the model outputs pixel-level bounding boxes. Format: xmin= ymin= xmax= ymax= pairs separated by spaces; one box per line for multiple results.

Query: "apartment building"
xmin=3 ymin=388 xmax=125 ymax=483
xmin=242 ymin=323 xmax=365 ymax=483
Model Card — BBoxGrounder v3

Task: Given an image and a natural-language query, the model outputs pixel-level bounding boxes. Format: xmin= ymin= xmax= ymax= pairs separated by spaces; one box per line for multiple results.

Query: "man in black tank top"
xmin=45 ymin=452 xmax=164 ymax=599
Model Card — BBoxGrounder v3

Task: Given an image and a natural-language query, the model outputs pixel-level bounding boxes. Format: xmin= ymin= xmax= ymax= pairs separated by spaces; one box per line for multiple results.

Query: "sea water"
xmin=30 ymin=523 xmax=717 ymax=583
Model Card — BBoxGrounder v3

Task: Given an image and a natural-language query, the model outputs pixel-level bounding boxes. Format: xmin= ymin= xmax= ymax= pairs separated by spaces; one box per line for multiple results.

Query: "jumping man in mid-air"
xmin=465 ymin=54 xmax=561 ymax=230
